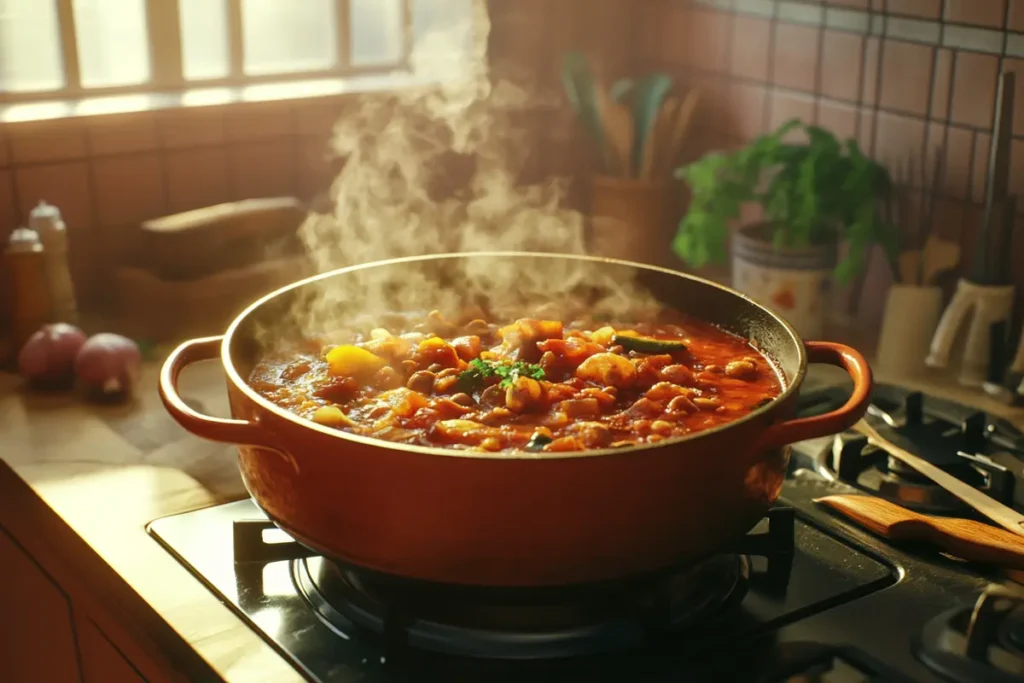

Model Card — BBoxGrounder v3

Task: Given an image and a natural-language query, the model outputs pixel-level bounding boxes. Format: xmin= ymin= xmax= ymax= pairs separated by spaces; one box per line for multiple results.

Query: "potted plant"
xmin=672 ymin=119 xmax=897 ymax=338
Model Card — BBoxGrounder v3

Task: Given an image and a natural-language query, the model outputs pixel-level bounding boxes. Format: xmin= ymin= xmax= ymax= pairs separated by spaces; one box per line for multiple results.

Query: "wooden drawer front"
xmin=0 ymin=527 xmax=81 ymax=683
xmin=76 ymin=613 xmax=147 ymax=683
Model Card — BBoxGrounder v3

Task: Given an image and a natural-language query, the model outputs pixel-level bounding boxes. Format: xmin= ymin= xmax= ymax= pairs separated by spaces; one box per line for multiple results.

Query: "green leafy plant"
xmin=672 ymin=119 xmax=897 ymax=285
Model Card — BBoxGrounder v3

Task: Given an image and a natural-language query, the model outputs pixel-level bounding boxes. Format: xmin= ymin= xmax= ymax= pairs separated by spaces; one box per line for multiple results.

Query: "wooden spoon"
xmin=593 ymin=83 xmax=634 ymax=177
xmin=655 ymin=89 xmax=701 ymax=177
xmin=853 ymin=420 xmax=1024 ymax=537
xmin=815 ymin=494 xmax=1024 ymax=569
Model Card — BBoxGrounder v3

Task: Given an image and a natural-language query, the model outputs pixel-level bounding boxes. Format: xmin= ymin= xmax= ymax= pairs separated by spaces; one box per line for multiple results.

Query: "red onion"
xmin=74 ymin=333 xmax=142 ymax=400
xmin=18 ymin=323 xmax=87 ymax=388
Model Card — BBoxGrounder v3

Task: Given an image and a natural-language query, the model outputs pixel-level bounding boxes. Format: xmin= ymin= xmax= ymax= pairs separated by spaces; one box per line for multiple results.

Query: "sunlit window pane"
xmin=74 ymin=0 xmax=150 ymax=88
xmin=180 ymin=0 xmax=229 ymax=81
xmin=412 ymin=0 xmax=473 ymax=61
xmin=241 ymin=0 xmax=336 ymax=76
xmin=351 ymin=0 xmax=403 ymax=66
xmin=0 ymin=0 xmax=64 ymax=92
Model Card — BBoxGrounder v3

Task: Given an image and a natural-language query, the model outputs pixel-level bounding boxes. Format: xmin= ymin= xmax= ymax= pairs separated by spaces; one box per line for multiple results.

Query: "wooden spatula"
xmin=816 ymin=494 xmax=1024 ymax=569
xmin=852 ymin=419 xmax=1024 ymax=536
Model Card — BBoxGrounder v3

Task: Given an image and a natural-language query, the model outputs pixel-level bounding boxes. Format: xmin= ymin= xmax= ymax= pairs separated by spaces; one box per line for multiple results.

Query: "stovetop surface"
xmin=147 ymin=372 xmax=1024 ymax=682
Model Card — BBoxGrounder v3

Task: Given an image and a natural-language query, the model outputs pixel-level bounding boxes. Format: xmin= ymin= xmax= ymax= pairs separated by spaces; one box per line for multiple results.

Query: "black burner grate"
xmin=230 ymin=508 xmax=797 ymax=660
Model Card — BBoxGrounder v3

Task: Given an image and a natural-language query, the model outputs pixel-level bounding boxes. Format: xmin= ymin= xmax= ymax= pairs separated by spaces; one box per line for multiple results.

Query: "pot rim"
xmin=220 ymin=251 xmax=809 ymax=461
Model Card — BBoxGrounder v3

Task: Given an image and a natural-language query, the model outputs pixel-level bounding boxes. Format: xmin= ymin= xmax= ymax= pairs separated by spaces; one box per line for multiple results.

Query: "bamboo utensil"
xmin=644 ymin=89 xmax=701 ymax=178
xmin=852 ymin=419 xmax=1024 ymax=537
xmin=815 ymin=494 xmax=1024 ymax=569
xmin=971 ymin=72 xmax=1015 ymax=286
xmin=561 ymin=51 xmax=699 ymax=180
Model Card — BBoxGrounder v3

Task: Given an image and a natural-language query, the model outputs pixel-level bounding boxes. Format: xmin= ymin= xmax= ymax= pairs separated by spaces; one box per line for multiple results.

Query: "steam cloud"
xmin=286 ymin=0 xmax=658 ymax=341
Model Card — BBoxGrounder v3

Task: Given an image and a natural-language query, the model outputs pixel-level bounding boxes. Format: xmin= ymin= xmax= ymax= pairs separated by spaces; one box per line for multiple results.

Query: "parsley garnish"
xmin=459 ymin=358 xmax=545 ymax=390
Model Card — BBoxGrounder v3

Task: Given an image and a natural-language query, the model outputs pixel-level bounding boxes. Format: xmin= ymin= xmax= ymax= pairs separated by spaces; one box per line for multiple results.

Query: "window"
xmin=0 ymin=0 xmax=473 ymax=102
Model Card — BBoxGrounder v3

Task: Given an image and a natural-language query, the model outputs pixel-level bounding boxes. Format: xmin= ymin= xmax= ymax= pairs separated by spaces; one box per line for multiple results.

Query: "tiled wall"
xmin=0 ymin=0 xmax=635 ymax=316
xmin=0 ymin=101 xmax=347 ymax=307
xmin=639 ymin=0 xmax=1024 ymax=322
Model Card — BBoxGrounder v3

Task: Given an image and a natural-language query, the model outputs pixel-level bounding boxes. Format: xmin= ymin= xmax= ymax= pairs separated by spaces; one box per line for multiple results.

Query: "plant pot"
xmin=731 ymin=223 xmax=837 ymax=340
xmin=588 ymin=174 xmax=676 ymax=267
xmin=875 ymin=285 xmax=943 ymax=378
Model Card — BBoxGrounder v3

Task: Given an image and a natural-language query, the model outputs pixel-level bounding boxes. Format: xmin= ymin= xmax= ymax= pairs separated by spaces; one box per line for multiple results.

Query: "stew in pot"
xmin=248 ymin=311 xmax=784 ymax=453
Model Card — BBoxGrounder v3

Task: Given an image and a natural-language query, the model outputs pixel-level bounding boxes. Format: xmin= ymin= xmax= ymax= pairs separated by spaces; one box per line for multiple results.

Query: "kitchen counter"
xmin=0 ymin=353 xmax=306 ymax=682
xmin=2 ymin=339 xmax=1023 ymax=682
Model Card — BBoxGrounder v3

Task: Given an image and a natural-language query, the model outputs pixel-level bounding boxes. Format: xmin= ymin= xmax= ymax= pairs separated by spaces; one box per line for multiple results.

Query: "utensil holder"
xmin=926 ymin=279 xmax=1015 ymax=386
xmin=875 ymin=285 xmax=943 ymax=378
xmin=588 ymin=175 xmax=676 ymax=267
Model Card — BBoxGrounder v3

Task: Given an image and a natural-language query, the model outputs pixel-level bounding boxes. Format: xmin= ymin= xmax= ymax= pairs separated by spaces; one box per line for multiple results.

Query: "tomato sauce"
xmin=248 ymin=311 xmax=784 ymax=453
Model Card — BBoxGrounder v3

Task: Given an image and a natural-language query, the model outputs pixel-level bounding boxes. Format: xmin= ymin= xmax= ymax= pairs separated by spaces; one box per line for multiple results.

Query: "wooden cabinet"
xmin=76 ymin=613 xmax=147 ymax=683
xmin=0 ymin=527 xmax=81 ymax=683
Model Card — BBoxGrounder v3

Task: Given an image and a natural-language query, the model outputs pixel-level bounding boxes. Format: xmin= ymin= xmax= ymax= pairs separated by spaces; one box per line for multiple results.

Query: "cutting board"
xmin=139 ymin=197 xmax=306 ymax=281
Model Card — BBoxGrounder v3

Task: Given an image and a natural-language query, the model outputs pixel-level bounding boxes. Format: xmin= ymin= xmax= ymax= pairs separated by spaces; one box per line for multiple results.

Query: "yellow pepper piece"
xmin=326 ymin=344 xmax=387 ymax=378
xmin=312 ymin=405 xmax=355 ymax=427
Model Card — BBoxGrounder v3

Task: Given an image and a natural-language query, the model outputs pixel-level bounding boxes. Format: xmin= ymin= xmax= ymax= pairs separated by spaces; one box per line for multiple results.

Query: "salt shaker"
xmin=29 ymin=201 xmax=78 ymax=323
xmin=4 ymin=227 xmax=52 ymax=355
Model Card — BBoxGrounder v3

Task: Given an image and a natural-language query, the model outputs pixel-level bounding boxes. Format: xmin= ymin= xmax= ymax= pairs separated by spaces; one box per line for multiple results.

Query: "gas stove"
xmin=148 ymin=374 xmax=1024 ymax=682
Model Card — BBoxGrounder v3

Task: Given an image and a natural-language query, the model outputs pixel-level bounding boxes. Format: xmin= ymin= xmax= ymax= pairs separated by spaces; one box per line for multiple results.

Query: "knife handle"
xmin=816 ymin=495 xmax=1024 ymax=570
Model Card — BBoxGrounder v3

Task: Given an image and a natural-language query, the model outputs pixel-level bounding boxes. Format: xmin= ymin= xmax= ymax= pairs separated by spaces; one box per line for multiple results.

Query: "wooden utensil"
xmin=815 ymin=494 xmax=1024 ymax=569
xmin=852 ymin=419 xmax=1024 ymax=537
xmin=921 ymin=235 xmax=962 ymax=285
xmin=592 ymin=82 xmax=633 ymax=177
xmin=655 ymin=88 xmax=700 ymax=176
xmin=629 ymin=73 xmax=674 ymax=178
xmin=971 ymin=71 xmax=1015 ymax=285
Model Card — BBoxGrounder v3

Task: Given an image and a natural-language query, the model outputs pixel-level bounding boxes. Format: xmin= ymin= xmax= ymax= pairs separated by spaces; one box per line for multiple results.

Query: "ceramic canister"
xmin=731 ymin=225 xmax=837 ymax=340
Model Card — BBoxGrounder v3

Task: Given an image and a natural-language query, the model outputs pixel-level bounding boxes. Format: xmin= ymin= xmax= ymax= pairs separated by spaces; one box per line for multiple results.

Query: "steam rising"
xmin=286 ymin=0 xmax=658 ymax=341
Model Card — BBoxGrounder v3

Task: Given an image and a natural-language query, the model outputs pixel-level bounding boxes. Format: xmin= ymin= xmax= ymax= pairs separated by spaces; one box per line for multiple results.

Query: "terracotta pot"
xmin=589 ymin=175 xmax=676 ymax=267
xmin=159 ymin=253 xmax=871 ymax=588
xmin=731 ymin=223 xmax=838 ymax=339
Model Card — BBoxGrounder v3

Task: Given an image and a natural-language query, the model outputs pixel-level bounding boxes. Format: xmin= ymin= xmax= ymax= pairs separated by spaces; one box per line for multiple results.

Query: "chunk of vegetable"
xmin=526 ymin=431 xmax=553 ymax=451
xmin=613 ymin=335 xmax=687 ymax=353
xmin=415 ymin=337 xmax=460 ymax=368
xmin=575 ymin=353 xmax=637 ymax=388
xmin=327 ymin=345 xmax=387 ymax=378
xmin=312 ymin=405 xmax=355 ymax=428
xmin=725 ymin=359 xmax=757 ymax=379
xmin=506 ymin=376 xmax=544 ymax=413
xmin=536 ymin=337 xmax=604 ymax=365
xmin=377 ymin=388 xmax=428 ymax=417
xmin=660 ymin=364 xmax=695 ymax=385
xmin=569 ymin=421 xmax=612 ymax=448
xmin=558 ymin=397 xmax=602 ymax=418
xmin=645 ymin=381 xmax=692 ymax=402
xmin=433 ymin=419 xmax=501 ymax=444
xmin=451 ymin=335 xmax=482 ymax=361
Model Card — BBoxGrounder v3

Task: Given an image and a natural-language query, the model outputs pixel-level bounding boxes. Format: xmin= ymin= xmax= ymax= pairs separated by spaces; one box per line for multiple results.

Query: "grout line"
xmin=694 ymin=0 xmax=1024 ymax=55
xmin=867 ymin=1 xmax=887 ymax=159
xmin=763 ymin=0 xmax=779 ymax=133
xmin=813 ymin=1 xmax=826 ymax=128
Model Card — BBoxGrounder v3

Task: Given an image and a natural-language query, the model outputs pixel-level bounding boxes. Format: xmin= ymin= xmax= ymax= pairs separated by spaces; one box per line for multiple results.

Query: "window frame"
xmin=0 ymin=0 xmax=415 ymax=104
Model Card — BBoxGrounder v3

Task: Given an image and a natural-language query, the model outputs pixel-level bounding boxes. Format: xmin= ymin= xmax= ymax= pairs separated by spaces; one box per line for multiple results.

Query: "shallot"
xmin=18 ymin=323 xmax=87 ymax=387
xmin=74 ymin=333 xmax=142 ymax=399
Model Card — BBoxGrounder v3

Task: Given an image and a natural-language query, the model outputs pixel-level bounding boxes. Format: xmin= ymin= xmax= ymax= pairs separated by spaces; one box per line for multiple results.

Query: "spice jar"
xmin=30 ymin=201 xmax=78 ymax=323
xmin=4 ymin=227 xmax=52 ymax=356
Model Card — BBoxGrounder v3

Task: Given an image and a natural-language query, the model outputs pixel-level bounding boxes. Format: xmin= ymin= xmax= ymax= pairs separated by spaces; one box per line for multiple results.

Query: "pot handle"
xmin=758 ymin=341 xmax=873 ymax=451
xmin=159 ymin=336 xmax=269 ymax=446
